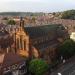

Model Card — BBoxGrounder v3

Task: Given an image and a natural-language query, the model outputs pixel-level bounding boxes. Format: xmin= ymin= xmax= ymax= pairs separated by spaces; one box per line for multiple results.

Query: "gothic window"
xmin=34 ymin=41 xmax=37 ymax=44
xmin=17 ymin=39 xmax=19 ymax=49
xmin=20 ymin=35 xmax=23 ymax=49
xmin=38 ymin=40 xmax=41 ymax=44
xmin=41 ymin=38 xmax=43 ymax=43
xmin=50 ymin=49 xmax=55 ymax=59
xmin=24 ymin=40 xmax=26 ymax=50
xmin=46 ymin=37 xmax=48 ymax=41
xmin=43 ymin=37 xmax=46 ymax=43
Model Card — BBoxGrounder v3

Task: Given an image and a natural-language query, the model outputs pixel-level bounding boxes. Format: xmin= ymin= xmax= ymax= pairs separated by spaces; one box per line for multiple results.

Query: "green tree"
xmin=58 ymin=39 xmax=75 ymax=59
xmin=29 ymin=59 xmax=48 ymax=75
xmin=61 ymin=10 xmax=75 ymax=20
xmin=7 ymin=19 xmax=16 ymax=25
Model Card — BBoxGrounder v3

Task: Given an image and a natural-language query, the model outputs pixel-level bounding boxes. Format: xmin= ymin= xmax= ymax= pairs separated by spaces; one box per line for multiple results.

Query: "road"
xmin=50 ymin=56 xmax=75 ymax=75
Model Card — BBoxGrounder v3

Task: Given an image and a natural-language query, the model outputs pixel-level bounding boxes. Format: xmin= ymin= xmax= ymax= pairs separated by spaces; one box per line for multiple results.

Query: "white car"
xmin=57 ymin=72 xmax=62 ymax=75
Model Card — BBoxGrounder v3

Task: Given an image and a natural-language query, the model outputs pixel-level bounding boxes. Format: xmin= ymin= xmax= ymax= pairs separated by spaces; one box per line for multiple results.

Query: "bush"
xmin=7 ymin=19 xmax=16 ymax=25
xmin=29 ymin=59 xmax=48 ymax=75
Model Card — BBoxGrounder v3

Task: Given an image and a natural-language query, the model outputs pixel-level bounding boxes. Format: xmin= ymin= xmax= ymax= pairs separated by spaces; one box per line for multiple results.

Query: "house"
xmin=0 ymin=29 xmax=14 ymax=53
xmin=70 ymin=32 xmax=75 ymax=41
xmin=0 ymin=52 xmax=27 ymax=75
xmin=0 ymin=28 xmax=27 ymax=75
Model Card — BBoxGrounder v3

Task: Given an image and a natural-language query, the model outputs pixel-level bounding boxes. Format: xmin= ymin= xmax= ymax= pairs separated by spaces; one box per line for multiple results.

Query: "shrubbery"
xmin=29 ymin=59 xmax=48 ymax=75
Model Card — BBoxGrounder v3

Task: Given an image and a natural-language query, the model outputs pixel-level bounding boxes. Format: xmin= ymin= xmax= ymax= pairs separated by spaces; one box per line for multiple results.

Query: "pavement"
xmin=50 ymin=56 xmax=75 ymax=75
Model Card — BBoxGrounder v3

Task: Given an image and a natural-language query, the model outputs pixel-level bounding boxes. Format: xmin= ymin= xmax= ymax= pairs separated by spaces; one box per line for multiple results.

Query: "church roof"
xmin=24 ymin=24 xmax=65 ymax=39
xmin=24 ymin=24 xmax=66 ymax=52
xmin=34 ymin=40 xmax=60 ymax=52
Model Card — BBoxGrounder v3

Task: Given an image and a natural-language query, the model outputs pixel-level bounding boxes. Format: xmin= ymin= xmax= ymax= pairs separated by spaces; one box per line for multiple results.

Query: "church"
xmin=14 ymin=17 xmax=68 ymax=63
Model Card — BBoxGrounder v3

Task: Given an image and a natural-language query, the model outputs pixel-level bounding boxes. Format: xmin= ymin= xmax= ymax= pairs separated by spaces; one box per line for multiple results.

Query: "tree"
xmin=7 ymin=19 xmax=16 ymax=25
xmin=31 ymin=17 xmax=36 ymax=24
xmin=29 ymin=59 xmax=48 ymax=75
xmin=58 ymin=39 xmax=75 ymax=59
xmin=61 ymin=10 xmax=75 ymax=20
xmin=2 ymin=17 xmax=8 ymax=20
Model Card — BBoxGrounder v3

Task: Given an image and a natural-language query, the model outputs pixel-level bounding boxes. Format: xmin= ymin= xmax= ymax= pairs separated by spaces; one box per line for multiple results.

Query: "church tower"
xmin=15 ymin=17 xmax=29 ymax=57
xmin=20 ymin=17 xmax=24 ymax=28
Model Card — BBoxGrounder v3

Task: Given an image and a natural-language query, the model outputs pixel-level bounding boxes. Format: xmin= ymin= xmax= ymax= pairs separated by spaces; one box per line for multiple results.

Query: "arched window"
xmin=24 ymin=40 xmax=26 ymax=50
xmin=17 ymin=39 xmax=19 ymax=49
xmin=20 ymin=35 xmax=23 ymax=49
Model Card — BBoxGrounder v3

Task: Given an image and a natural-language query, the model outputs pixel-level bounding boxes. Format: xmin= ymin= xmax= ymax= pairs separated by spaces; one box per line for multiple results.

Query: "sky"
xmin=0 ymin=0 xmax=75 ymax=12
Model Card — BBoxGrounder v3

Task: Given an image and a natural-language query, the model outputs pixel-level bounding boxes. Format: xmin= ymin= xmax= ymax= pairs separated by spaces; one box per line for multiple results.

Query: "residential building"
xmin=0 ymin=27 xmax=27 ymax=75
xmin=0 ymin=52 xmax=27 ymax=75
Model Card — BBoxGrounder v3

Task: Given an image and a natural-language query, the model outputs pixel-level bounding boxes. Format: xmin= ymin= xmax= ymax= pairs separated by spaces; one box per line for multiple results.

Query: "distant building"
xmin=0 ymin=26 xmax=27 ymax=75
xmin=0 ymin=29 xmax=13 ymax=53
xmin=0 ymin=52 xmax=27 ymax=75
xmin=70 ymin=32 xmax=75 ymax=41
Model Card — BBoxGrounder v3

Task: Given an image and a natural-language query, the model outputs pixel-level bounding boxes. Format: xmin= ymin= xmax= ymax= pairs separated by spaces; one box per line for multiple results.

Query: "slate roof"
xmin=24 ymin=24 xmax=66 ymax=52
xmin=24 ymin=24 xmax=65 ymax=39
xmin=34 ymin=40 xmax=60 ymax=52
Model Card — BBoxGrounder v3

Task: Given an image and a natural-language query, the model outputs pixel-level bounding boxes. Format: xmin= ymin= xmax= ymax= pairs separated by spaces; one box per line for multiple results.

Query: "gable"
xmin=16 ymin=27 xmax=27 ymax=37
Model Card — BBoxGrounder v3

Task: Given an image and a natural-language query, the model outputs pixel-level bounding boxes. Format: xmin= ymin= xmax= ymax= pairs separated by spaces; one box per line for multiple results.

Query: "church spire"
xmin=20 ymin=17 xmax=24 ymax=28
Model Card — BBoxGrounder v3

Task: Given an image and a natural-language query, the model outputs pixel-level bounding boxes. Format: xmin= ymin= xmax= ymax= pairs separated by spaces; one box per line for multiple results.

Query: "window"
xmin=24 ymin=40 xmax=26 ymax=50
xmin=34 ymin=41 xmax=37 ymax=44
xmin=20 ymin=35 xmax=23 ymax=49
xmin=17 ymin=39 xmax=19 ymax=49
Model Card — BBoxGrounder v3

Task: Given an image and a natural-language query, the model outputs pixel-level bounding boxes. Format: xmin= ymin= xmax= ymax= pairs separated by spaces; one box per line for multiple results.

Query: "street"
xmin=50 ymin=56 xmax=75 ymax=75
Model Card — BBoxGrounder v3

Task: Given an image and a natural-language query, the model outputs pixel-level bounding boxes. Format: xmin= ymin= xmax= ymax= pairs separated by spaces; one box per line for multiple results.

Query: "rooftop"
xmin=24 ymin=24 xmax=65 ymax=39
xmin=0 ymin=52 xmax=25 ymax=68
